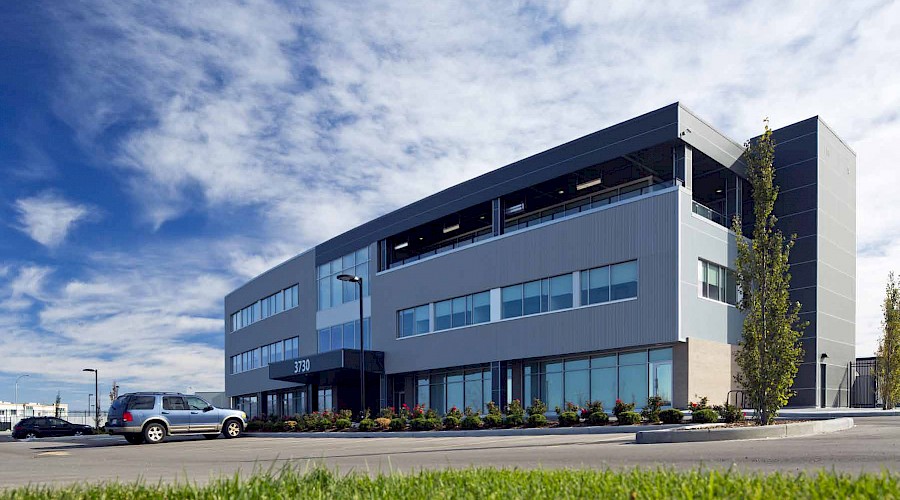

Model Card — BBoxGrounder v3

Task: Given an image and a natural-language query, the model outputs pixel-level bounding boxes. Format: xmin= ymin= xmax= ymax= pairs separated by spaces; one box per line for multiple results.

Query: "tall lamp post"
xmin=15 ymin=374 xmax=29 ymax=418
xmin=88 ymin=394 xmax=94 ymax=425
xmin=83 ymin=368 xmax=99 ymax=431
xmin=336 ymin=274 xmax=365 ymax=416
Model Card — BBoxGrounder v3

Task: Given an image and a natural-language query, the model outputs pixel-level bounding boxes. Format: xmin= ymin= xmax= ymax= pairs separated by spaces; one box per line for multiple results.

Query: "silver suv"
xmin=106 ymin=392 xmax=247 ymax=444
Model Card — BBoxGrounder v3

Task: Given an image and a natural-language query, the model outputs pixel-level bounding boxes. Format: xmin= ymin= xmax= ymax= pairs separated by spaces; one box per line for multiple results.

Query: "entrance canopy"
xmin=268 ymin=349 xmax=385 ymax=384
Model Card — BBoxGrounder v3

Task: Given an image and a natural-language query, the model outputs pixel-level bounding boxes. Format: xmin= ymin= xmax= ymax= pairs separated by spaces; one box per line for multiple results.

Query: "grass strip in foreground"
xmin=2 ymin=467 xmax=898 ymax=499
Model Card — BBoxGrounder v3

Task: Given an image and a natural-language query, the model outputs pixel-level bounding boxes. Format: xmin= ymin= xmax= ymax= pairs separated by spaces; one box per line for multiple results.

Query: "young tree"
xmin=54 ymin=391 xmax=62 ymax=418
xmin=732 ymin=120 xmax=807 ymax=426
xmin=877 ymin=273 xmax=900 ymax=410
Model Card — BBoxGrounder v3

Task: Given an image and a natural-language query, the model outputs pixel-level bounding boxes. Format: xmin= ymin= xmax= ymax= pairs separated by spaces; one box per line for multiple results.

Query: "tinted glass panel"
xmin=590 ymin=367 xmax=617 ymax=405
xmin=127 ymin=396 xmax=156 ymax=410
xmin=523 ymin=280 xmax=542 ymax=315
xmin=502 ymin=285 xmax=523 ymax=318
xmin=472 ymin=292 xmax=490 ymax=324
xmin=618 ymin=364 xmax=648 ymax=407
xmin=415 ymin=305 xmax=430 ymax=334
xmin=163 ymin=397 xmax=187 ymax=410
xmin=610 ymin=261 xmax=638 ymax=300
xmin=589 ymin=266 xmax=610 ymax=304
xmin=649 ymin=347 xmax=673 ymax=362
xmin=435 ymin=300 xmax=451 ymax=330
xmin=451 ymin=297 xmax=466 ymax=327
xmin=549 ymin=274 xmax=573 ymax=310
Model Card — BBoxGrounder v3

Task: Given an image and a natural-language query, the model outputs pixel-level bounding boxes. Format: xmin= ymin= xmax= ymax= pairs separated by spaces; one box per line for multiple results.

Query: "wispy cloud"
xmin=13 ymin=193 xmax=94 ymax=247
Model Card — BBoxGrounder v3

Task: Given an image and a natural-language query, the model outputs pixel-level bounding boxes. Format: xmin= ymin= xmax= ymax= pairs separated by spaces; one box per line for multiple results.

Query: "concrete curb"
xmin=247 ymin=423 xmax=687 ymax=439
xmin=635 ymin=417 xmax=854 ymax=444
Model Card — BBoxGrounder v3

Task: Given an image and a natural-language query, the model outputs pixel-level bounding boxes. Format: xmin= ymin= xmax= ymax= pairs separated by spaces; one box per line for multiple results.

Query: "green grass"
xmin=2 ymin=467 xmax=898 ymax=499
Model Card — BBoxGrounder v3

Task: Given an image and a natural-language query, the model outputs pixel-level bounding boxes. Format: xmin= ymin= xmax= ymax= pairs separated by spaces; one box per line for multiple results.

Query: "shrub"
xmin=272 ymin=421 xmax=285 ymax=432
xmin=689 ymin=396 xmax=710 ymax=411
xmin=461 ymin=415 xmax=483 ymax=430
xmin=483 ymin=413 xmax=503 ymax=428
xmin=613 ymin=400 xmax=636 ymax=419
xmin=409 ymin=418 xmax=433 ymax=431
xmin=713 ymin=403 xmax=744 ymax=423
xmin=358 ymin=419 xmax=377 ymax=432
xmin=659 ymin=409 xmax=684 ymax=424
xmin=379 ymin=407 xmax=396 ymax=419
xmin=334 ymin=418 xmax=351 ymax=430
xmin=374 ymin=417 xmax=392 ymax=431
xmin=337 ymin=409 xmax=353 ymax=421
xmin=641 ymin=396 xmax=664 ymax=424
xmin=425 ymin=408 xmax=439 ymax=420
xmin=503 ymin=414 xmax=524 ymax=427
xmin=446 ymin=406 xmax=463 ymax=419
xmin=409 ymin=404 xmax=426 ymax=419
xmin=486 ymin=401 xmax=502 ymax=417
xmin=246 ymin=418 xmax=263 ymax=432
xmin=443 ymin=415 xmax=461 ymax=430
xmin=284 ymin=420 xmax=298 ymax=432
xmin=399 ymin=403 xmax=411 ymax=420
xmin=617 ymin=411 xmax=642 ymax=425
xmin=527 ymin=413 xmax=548 ymax=427
xmin=558 ymin=411 xmax=580 ymax=427
xmin=528 ymin=399 xmax=548 ymax=416
xmin=389 ymin=417 xmax=407 ymax=432
xmin=586 ymin=412 xmax=609 ymax=426
xmin=692 ymin=409 xmax=719 ymax=424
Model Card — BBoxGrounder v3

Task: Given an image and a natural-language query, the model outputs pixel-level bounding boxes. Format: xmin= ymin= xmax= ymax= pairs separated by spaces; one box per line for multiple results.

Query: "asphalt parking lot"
xmin=0 ymin=417 xmax=898 ymax=488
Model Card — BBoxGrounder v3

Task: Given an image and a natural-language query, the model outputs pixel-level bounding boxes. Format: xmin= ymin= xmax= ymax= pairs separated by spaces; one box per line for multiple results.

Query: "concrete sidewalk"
xmin=775 ymin=407 xmax=900 ymax=418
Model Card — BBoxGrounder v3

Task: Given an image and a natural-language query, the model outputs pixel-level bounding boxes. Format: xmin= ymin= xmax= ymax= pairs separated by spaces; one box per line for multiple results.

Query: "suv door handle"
xmin=191 ymin=412 xmax=199 ymax=414
xmin=161 ymin=411 xmax=170 ymax=414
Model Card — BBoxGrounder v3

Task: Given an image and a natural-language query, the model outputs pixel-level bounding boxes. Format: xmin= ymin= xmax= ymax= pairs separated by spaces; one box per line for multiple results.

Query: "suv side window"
xmin=185 ymin=396 xmax=209 ymax=411
xmin=127 ymin=396 xmax=156 ymax=410
xmin=163 ymin=396 xmax=188 ymax=410
xmin=34 ymin=418 xmax=49 ymax=427
xmin=49 ymin=418 xmax=67 ymax=427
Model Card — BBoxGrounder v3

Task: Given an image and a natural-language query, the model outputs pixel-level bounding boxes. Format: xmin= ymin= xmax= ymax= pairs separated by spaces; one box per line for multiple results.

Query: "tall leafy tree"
xmin=732 ymin=120 xmax=806 ymax=425
xmin=54 ymin=391 xmax=62 ymax=418
xmin=877 ymin=273 xmax=900 ymax=410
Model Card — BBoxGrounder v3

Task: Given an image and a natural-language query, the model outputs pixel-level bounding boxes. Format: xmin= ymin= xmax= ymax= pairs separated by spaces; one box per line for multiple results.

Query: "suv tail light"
xmin=123 ymin=411 xmax=133 ymax=422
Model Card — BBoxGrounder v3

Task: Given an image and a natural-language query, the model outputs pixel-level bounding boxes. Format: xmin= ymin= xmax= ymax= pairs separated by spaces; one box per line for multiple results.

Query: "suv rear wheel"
xmin=222 ymin=419 xmax=243 ymax=439
xmin=124 ymin=433 xmax=144 ymax=444
xmin=143 ymin=422 xmax=166 ymax=444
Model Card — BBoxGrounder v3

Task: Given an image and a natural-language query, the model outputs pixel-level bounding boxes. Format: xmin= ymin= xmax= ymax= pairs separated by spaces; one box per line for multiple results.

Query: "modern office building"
xmin=224 ymin=103 xmax=856 ymax=417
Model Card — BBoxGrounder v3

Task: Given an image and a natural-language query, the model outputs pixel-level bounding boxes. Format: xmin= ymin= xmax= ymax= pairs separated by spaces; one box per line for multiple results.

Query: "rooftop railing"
xmin=691 ymin=200 xmax=728 ymax=227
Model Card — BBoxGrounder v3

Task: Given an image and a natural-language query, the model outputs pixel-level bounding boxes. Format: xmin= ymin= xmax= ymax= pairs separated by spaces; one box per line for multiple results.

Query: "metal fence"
xmin=849 ymin=358 xmax=880 ymax=408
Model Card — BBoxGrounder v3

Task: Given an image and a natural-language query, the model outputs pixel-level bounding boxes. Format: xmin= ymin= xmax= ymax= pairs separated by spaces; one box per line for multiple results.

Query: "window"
xmin=317 ymin=247 xmax=370 ymax=310
xmin=231 ymin=283 xmax=300 ymax=332
xmin=399 ymin=306 xmax=428 ymax=338
xmin=581 ymin=260 xmax=638 ymax=305
xmin=503 ymin=275 xmax=572 ymax=319
xmin=417 ymin=368 xmax=492 ymax=414
xmin=126 ymin=396 xmax=156 ymax=410
xmin=699 ymin=260 xmax=737 ymax=305
xmin=319 ymin=319 xmax=371 ymax=352
xmin=185 ymin=396 xmax=209 ymax=411
xmin=163 ymin=397 xmax=187 ymax=411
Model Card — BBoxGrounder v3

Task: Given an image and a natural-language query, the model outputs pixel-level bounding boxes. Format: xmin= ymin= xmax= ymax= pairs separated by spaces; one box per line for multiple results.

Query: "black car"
xmin=12 ymin=417 xmax=94 ymax=439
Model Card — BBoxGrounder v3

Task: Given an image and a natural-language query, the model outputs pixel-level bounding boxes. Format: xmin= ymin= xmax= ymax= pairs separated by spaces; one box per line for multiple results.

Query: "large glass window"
xmin=501 ymin=285 xmax=523 ymax=319
xmin=471 ymin=291 xmax=490 ymax=324
xmin=618 ymin=351 xmax=648 ymax=406
xmin=317 ymin=247 xmax=370 ymax=310
xmin=522 ymin=280 xmax=543 ymax=315
xmin=503 ymin=275 xmax=573 ymax=319
xmin=699 ymin=260 xmax=737 ymax=305
xmin=417 ymin=368 xmax=492 ymax=413
xmin=319 ymin=318 xmax=372 ymax=353
xmin=399 ymin=306 xmax=428 ymax=337
xmin=231 ymin=283 xmax=300 ymax=332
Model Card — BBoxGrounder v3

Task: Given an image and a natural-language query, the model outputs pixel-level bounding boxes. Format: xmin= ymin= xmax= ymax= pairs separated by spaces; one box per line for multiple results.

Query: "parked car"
xmin=12 ymin=417 xmax=94 ymax=439
xmin=106 ymin=392 xmax=247 ymax=444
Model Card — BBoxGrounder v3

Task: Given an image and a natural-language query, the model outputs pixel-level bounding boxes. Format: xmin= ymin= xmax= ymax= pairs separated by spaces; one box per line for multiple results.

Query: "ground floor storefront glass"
xmin=234 ymin=388 xmax=308 ymax=418
xmin=415 ymin=367 xmax=492 ymax=414
xmin=524 ymin=347 xmax=672 ymax=410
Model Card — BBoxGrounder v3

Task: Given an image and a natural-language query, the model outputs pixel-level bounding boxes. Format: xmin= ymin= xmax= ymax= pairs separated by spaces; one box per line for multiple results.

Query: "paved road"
xmin=0 ymin=417 xmax=898 ymax=488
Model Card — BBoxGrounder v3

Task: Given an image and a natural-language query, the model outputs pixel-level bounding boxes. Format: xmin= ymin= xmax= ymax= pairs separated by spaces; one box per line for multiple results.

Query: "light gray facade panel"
xmin=371 ymin=191 xmax=679 ymax=374
xmin=678 ymin=189 xmax=744 ymax=345
xmin=815 ymin=118 xmax=856 ymax=378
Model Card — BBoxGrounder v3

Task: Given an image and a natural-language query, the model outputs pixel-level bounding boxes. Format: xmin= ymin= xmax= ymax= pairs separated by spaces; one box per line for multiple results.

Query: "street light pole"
xmin=337 ymin=274 xmax=365 ymax=417
xmin=83 ymin=368 xmax=99 ymax=431
xmin=88 ymin=394 xmax=93 ymax=425
xmin=15 ymin=374 xmax=29 ymax=417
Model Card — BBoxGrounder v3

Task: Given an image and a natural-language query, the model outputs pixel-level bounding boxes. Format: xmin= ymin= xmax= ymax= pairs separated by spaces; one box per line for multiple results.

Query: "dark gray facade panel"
xmin=371 ymin=191 xmax=679 ymax=374
xmin=776 ymin=211 xmax=817 ymax=241
xmin=315 ymin=104 xmax=683 ymax=264
xmin=775 ymin=183 xmax=818 ymax=216
xmin=774 ymin=158 xmax=818 ymax=191
xmin=790 ymin=236 xmax=817 ymax=264
xmin=225 ymin=250 xmax=317 ymax=398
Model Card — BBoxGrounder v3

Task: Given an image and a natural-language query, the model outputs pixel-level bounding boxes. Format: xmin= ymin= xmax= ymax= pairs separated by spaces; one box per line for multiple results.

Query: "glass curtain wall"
xmin=416 ymin=367 xmax=492 ymax=413
xmin=524 ymin=347 xmax=672 ymax=411
xmin=317 ymin=247 xmax=370 ymax=310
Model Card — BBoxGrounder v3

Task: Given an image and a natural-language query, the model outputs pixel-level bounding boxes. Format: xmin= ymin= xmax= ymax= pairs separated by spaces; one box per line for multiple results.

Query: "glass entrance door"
xmin=650 ymin=361 xmax=672 ymax=405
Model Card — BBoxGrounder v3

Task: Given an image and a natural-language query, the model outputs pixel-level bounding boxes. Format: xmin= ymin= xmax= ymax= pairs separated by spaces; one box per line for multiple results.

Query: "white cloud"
xmin=0 ymin=265 xmax=52 ymax=311
xmin=13 ymin=193 xmax=93 ymax=247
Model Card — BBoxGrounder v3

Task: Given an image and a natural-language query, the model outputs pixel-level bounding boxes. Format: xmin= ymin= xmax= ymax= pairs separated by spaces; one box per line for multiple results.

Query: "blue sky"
xmin=1 ymin=1 xmax=898 ymax=410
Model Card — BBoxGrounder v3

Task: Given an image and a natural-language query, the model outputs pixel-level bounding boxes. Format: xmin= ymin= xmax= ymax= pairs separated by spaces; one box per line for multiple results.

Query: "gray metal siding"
xmin=370 ymin=190 xmax=679 ymax=374
xmin=224 ymin=250 xmax=318 ymax=398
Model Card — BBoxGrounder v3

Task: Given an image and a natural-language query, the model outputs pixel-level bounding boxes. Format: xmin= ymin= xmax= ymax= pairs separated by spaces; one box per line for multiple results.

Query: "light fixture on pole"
xmin=15 ymin=374 xmax=29 ymax=417
xmin=83 ymin=368 xmax=99 ymax=432
xmin=336 ymin=273 xmax=365 ymax=417
xmin=88 ymin=394 xmax=94 ymax=423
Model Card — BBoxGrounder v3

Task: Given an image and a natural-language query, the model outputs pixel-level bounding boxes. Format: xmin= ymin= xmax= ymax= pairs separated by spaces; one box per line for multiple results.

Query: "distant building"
xmin=0 ymin=400 xmax=69 ymax=431
xmin=225 ymin=103 xmax=856 ymax=416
